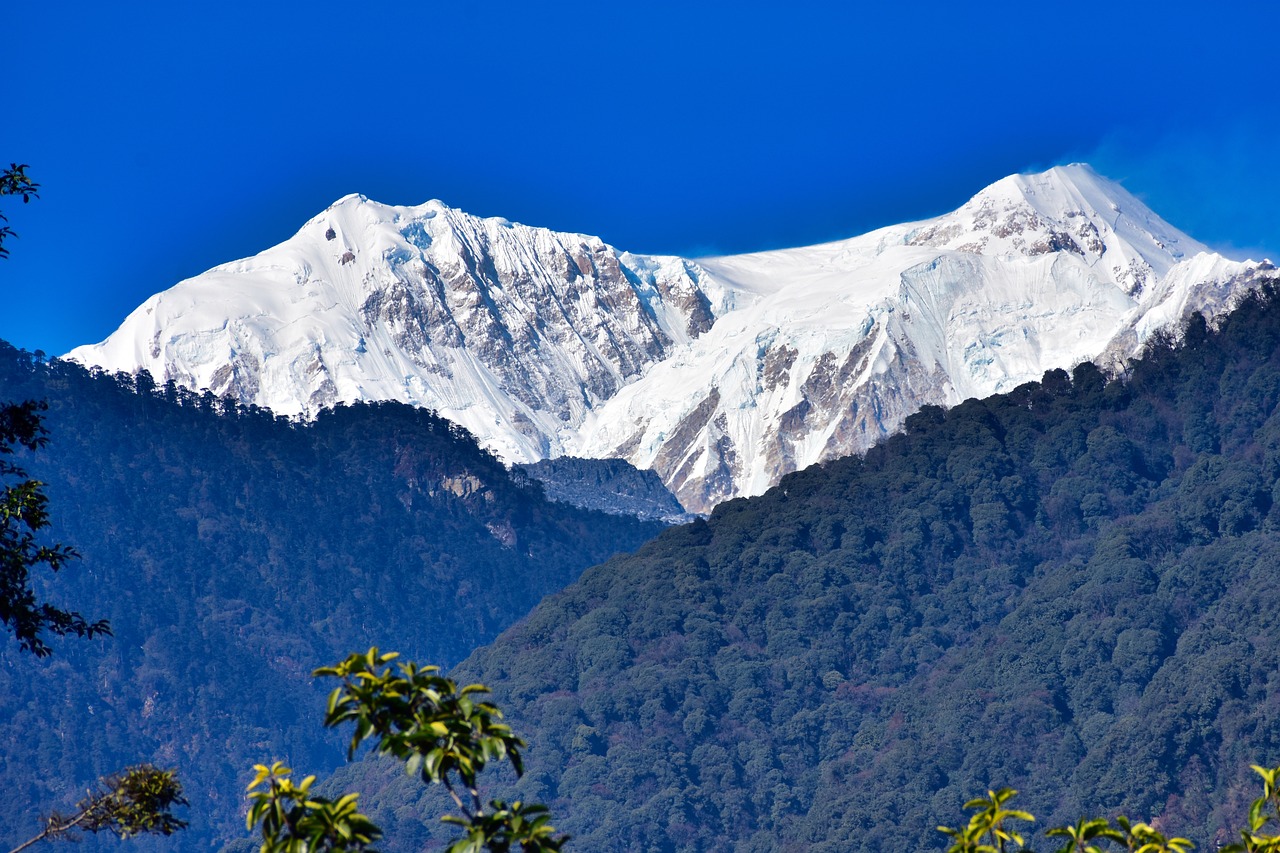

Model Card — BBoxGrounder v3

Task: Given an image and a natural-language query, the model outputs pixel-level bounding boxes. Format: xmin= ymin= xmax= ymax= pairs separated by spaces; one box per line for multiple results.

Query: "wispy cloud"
xmin=1078 ymin=119 xmax=1280 ymax=262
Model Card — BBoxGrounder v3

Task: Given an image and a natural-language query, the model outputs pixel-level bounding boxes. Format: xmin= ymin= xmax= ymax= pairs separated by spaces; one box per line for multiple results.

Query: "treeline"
xmin=332 ymin=281 xmax=1280 ymax=851
xmin=0 ymin=347 xmax=663 ymax=851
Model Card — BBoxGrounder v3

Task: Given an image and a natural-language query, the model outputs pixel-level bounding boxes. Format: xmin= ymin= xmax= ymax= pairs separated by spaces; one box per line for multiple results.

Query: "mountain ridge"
xmin=68 ymin=165 xmax=1274 ymax=512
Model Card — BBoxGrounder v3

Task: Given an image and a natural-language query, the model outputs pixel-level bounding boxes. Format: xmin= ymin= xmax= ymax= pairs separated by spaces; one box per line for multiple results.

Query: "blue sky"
xmin=4 ymin=1 xmax=1278 ymax=355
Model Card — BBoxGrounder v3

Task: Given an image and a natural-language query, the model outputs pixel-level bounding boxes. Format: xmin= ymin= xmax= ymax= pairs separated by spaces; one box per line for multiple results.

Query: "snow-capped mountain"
xmin=576 ymin=165 xmax=1274 ymax=510
xmin=68 ymin=165 xmax=1273 ymax=513
xmin=67 ymin=196 xmax=724 ymax=462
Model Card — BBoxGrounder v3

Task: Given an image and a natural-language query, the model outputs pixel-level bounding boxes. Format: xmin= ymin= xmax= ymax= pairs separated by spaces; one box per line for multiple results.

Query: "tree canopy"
xmin=8 ymin=765 xmax=187 ymax=853
xmin=0 ymin=399 xmax=109 ymax=654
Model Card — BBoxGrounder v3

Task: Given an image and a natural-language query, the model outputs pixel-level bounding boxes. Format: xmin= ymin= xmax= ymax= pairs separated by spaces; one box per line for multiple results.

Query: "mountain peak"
xmin=1010 ymin=161 xmax=1104 ymax=191
xmin=329 ymin=192 xmax=370 ymax=207
xmin=902 ymin=163 xmax=1207 ymax=280
xmin=979 ymin=162 xmax=1121 ymax=205
xmin=68 ymin=191 xmax=717 ymax=463
xmin=67 ymin=166 xmax=1263 ymax=513
xmin=312 ymin=194 xmax=450 ymax=228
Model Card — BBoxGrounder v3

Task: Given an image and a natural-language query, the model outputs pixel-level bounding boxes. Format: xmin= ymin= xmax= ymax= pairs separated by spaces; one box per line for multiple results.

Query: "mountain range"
xmin=68 ymin=165 xmax=1276 ymax=513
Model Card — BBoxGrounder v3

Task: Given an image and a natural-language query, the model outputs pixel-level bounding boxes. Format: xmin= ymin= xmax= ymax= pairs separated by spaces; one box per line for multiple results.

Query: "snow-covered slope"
xmin=68 ymin=165 xmax=1273 ymax=513
xmin=68 ymin=197 xmax=725 ymax=462
xmin=578 ymin=165 xmax=1272 ymax=510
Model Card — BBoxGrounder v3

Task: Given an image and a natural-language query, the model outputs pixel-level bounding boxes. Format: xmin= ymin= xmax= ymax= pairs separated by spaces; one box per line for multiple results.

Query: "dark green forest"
xmin=0 ymin=347 xmax=662 ymax=851
xmin=327 ymin=282 xmax=1280 ymax=851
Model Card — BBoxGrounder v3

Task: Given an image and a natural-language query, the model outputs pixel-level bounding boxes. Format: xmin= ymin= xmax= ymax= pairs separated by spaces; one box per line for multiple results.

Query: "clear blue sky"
xmin=4 ymin=1 xmax=1278 ymax=355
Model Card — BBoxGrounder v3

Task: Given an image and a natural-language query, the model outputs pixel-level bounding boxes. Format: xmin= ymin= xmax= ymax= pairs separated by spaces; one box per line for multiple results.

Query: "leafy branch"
xmin=1223 ymin=765 xmax=1280 ymax=853
xmin=8 ymin=765 xmax=187 ymax=853
xmin=245 ymin=762 xmax=381 ymax=853
xmin=940 ymin=784 xmax=1197 ymax=853
xmin=246 ymin=648 xmax=567 ymax=852
xmin=0 ymin=162 xmax=39 ymax=259
xmin=317 ymin=649 xmax=526 ymax=820
xmin=939 ymin=787 xmax=1035 ymax=853
xmin=1 ymin=399 xmax=110 ymax=655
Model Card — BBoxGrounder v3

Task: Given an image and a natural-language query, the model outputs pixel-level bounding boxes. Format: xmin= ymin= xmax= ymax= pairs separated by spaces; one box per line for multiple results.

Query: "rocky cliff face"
xmin=516 ymin=456 xmax=692 ymax=523
xmin=68 ymin=166 xmax=1273 ymax=513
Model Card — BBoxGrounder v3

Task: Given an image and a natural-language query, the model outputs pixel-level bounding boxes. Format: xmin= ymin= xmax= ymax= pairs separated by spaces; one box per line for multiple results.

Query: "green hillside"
xmin=0 ymin=349 xmax=663 ymax=851
xmin=339 ymin=282 xmax=1280 ymax=851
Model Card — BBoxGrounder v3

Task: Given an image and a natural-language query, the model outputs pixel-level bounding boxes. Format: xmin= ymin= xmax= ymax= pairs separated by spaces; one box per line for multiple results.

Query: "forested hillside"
xmin=335 ymin=282 xmax=1280 ymax=851
xmin=0 ymin=347 xmax=663 ymax=851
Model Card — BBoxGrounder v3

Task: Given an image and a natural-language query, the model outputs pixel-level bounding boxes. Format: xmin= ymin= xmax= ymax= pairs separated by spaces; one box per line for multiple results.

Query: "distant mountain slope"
xmin=68 ymin=165 xmax=1274 ymax=512
xmin=516 ymin=456 xmax=691 ymax=523
xmin=0 ymin=345 xmax=663 ymax=852
xmin=334 ymin=282 xmax=1280 ymax=852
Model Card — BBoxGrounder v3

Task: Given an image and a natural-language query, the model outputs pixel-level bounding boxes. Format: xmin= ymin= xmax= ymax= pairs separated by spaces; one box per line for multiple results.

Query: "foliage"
xmin=0 ymin=162 xmax=38 ymax=259
xmin=318 ymin=650 xmax=526 ymax=800
xmin=0 ymin=399 xmax=108 ymax=655
xmin=245 ymin=763 xmax=381 ymax=853
xmin=1223 ymin=765 xmax=1280 ymax=853
xmin=0 ymin=163 xmax=107 ymax=654
xmin=246 ymin=650 xmax=566 ymax=853
xmin=0 ymin=168 xmax=184 ymax=853
xmin=440 ymin=800 xmax=564 ymax=853
xmin=9 ymin=765 xmax=186 ymax=852
xmin=940 ymin=783 xmax=1201 ymax=853
xmin=938 ymin=788 xmax=1034 ymax=853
